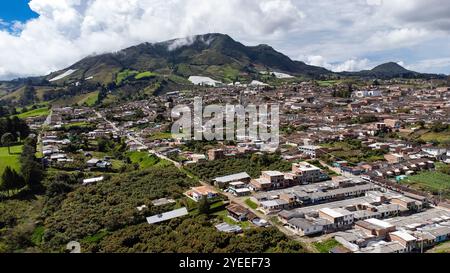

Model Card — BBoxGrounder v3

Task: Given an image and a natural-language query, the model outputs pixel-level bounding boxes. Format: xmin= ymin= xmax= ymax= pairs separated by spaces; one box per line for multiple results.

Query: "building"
xmin=208 ymin=149 xmax=225 ymax=161
xmin=389 ymin=231 xmax=417 ymax=252
xmin=354 ymin=90 xmax=382 ymax=98
xmin=82 ymin=176 xmax=104 ymax=185
xmin=146 ymin=207 xmax=189 ymax=224
xmin=319 ymin=208 xmax=354 ymax=229
xmin=391 ymin=196 xmax=423 ymax=212
xmin=298 ymin=145 xmax=325 ymax=158
xmin=292 ymin=162 xmax=326 ymax=183
xmin=286 ymin=218 xmax=324 ymax=236
xmin=355 ymin=218 xmax=396 ymax=239
xmin=226 ymin=203 xmax=253 ymax=222
xmin=227 ymin=182 xmax=251 ymax=196
xmin=260 ymin=199 xmax=290 ymax=214
xmin=356 ymin=241 xmax=406 ymax=253
xmin=185 ymin=186 xmax=218 ymax=202
xmin=213 ymin=172 xmax=251 ymax=189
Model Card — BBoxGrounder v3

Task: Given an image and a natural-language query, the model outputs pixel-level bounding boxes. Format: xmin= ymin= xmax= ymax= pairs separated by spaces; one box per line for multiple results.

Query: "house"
xmin=354 ymin=90 xmax=382 ymax=98
xmin=389 ymin=231 xmax=417 ymax=252
xmin=226 ymin=203 xmax=252 ymax=222
xmin=82 ymin=176 xmax=104 ymax=185
xmin=355 ymin=218 xmax=396 ymax=239
xmin=286 ymin=218 xmax=324 ymax=236
xmin=298 ymin=145 xmax=325 ymax=158
xmin=86 ymin=158 xmax=101 ymax=168
xmin=215 ymin=223 xmax=242 ymax=233
xmin=190 ymin=154 xmax=207 ymax=163
xmin=356 ymin=241 xmax=406 ymax=253
xmin=250 ymin=171 xmax=290 ymax=191
xmin=208 ymin=149 xmax=225 ymax=161
xmin=259 ymin=199 xmax=289 ymax=215
xmin=185 ymin=186 xmax=218 ymax=202
xmin=213 ymin=172 xmax=251 ymax=189
xmin=227 ymin=182 xmax=251 ymax=196
xmin=391 ymin=196 xmax=423 ymax=212
xmin=86 ymin=158 xmax=112 ymax=169
xmin=146 ymin=207 xmax=189 ymax=224
xmin=292 ymin=162 xmax=327 ymax=183
xmin=319 ymin=208 xmax=354 ymax=229
xmin=425 ymin=226 xmax=450 ymax=243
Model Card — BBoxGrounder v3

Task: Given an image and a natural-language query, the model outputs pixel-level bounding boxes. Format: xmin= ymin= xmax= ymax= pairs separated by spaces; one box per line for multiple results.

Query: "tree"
xmin=198 ymin=195 xmax=210 ymax=215
xmin=20 ymin=85 xmax=37 ymax=106
xmin=1 ymin=133 xmax=14 ymax=154
xmin=1 ymin=166 xmax=25 ymax=195
xmin=20 ymin=138 xmax=43 ymax=191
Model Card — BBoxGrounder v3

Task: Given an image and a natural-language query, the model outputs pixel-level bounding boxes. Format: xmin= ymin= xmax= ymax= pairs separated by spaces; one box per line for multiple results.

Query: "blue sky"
xmin=1 ymin=0 xmax=450 ymax=80
xmin=0 ymin=0 xmax=37 ymax=23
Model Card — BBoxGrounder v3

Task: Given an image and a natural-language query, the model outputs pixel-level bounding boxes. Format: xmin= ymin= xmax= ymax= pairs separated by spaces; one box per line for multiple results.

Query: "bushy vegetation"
xmin=41 ymin=165 xmax=198 ymax=251
xmin=97 ymin=216 xmax=305 ymax=253
xmin=0 ymin=116 xmax=30 ymax=141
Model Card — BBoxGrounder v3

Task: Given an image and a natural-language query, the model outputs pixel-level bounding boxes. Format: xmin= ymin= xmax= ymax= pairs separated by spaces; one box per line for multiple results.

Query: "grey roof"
xmin=215 ymin=223 xmax=242 ymax=233
xmin=146 ymin=207 xmax=188 ymax=224
xmin=214 ymin=172 xmax=250 ymax=183
xmin=288 ymin=218 xmax=317 ymax=230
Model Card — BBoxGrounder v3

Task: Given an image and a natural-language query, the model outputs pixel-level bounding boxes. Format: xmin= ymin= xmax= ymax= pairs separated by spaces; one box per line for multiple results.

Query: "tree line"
xmin=1 ymin=136 xmax=44 ymax=196
xmin=0 ymin=116 xmax=30 ymax=144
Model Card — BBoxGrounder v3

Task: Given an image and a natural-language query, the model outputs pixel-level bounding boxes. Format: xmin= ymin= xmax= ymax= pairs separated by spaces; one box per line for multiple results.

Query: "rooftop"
xmin=214 ymin=172 xmax=250 ymax=183
xmin=146 ymin=207 xmax=188 ymax=224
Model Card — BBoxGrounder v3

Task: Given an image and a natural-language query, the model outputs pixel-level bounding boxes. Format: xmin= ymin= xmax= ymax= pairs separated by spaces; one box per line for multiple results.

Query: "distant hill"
xmin=339 ymin=62 xmax=446 ymax=79
xmin=1 ymin=34 xmax=448 ymax=104
xmin=43 ymin=33 xmax=331 ymax=86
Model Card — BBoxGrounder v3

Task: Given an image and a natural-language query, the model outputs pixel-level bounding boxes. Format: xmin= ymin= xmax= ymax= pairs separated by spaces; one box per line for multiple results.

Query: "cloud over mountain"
xmin=0 ymin=0 xmax=449 ymax=80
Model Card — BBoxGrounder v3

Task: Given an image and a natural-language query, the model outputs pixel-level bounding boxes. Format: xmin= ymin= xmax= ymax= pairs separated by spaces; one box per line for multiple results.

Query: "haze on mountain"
xmin=16 ymin=34 xmax=449 ymax=83
xmin=0 ymin=33 xmax=446 ymax=102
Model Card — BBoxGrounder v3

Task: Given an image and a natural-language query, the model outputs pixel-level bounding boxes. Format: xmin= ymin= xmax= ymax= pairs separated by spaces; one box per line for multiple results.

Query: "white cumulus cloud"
xmin=0 ymin=0 xmax=305 ymax=80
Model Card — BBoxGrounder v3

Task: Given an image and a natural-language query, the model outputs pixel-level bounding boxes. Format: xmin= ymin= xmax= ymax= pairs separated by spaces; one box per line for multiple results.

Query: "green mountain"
xmin=340 ymin=62 xmax=445 ymax=79
xmin=45 ymin=33 xmax=331 ymax=85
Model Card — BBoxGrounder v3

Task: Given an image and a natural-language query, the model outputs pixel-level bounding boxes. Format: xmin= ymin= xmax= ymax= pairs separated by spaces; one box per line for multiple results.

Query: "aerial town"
xmin=3 ymin=73 xmax=448 ymax=254
xmin=1 ymin=1 xmax=450 ymax=260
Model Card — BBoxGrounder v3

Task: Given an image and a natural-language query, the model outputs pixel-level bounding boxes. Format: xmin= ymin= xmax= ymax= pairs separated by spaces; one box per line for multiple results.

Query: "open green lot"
xmin=313 ymin=239 xmax=341 ymax=253
xmin=78 ymin=91 xmax=99 ymax=106
xmin=402 ymin=171 xmax=450 ymax=197
xmin=420 ymin=131 xmax=450 ymax=145
xmin=135 ymin=71 xmax=157 ymax=80
xmin=15 ymin=107 xmax=49 ymax=119
xmin=127 ymin=151 xmax=171 ymax=169
xmin=0 ymin=145 xmax=23 ymax=177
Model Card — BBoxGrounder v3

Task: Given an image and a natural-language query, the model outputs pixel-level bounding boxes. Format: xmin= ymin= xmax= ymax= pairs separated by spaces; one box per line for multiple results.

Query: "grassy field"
xmin=149 ymin=132 xmax=173 ymax=140
xmin=135 ymin=71 xmax=157 ymax=80
xmin=313 ymin=239 xmax=341 ymax=253
xmin=0 ymin=145 xmax=23 ymax=177
xmin=245 ymin=198 xmax=258 ymax=210
xmin=116 ymin=69 xmax=138 ymax=85
xmin=402 ymin=171 xmax=450 ymax=197
xmin=127 ymin=151 xmax=167 ymax=169
xmin=426 ymin=240 xmax=450 ymax=253
xmin=15 ymin=107 xmax=49 ymax=119
xmin=420 ymin=131 xmax=450 ymax=144
xmin=63 ymin=122 xmax=94 ymax=130
xmin=317 ymin=80 xmax=340 ymax=87
xmin=78 ymin=91 xmax=99 ymax=106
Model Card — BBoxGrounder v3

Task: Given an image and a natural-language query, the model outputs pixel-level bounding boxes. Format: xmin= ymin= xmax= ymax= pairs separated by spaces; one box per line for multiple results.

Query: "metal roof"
xmin=146 ymin=207 xmax=188 ymax=224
